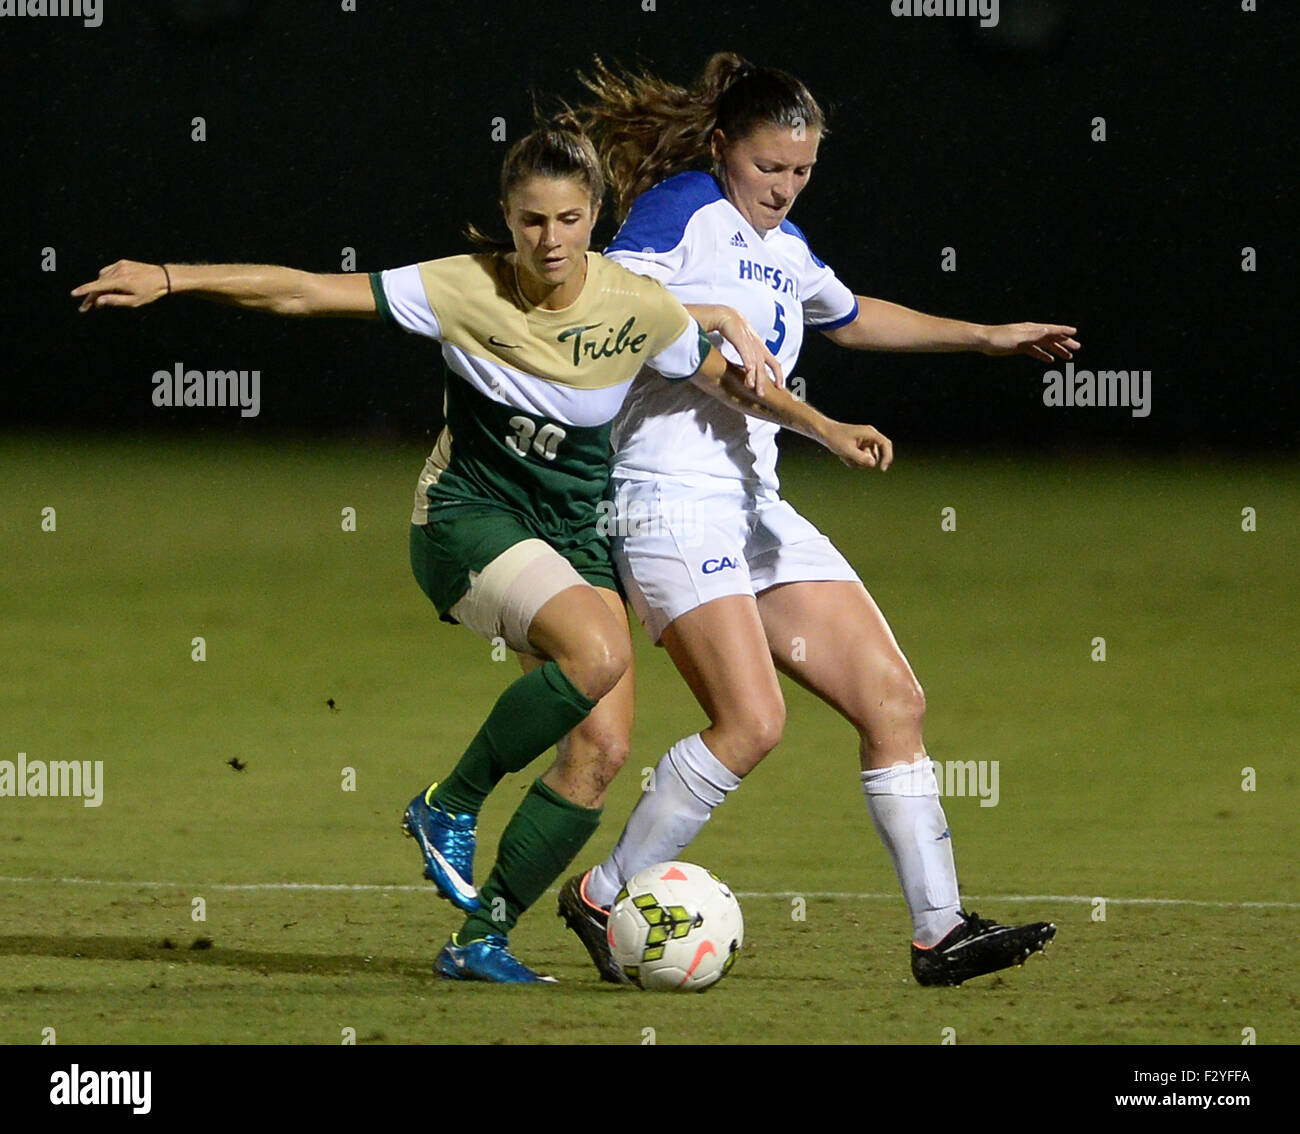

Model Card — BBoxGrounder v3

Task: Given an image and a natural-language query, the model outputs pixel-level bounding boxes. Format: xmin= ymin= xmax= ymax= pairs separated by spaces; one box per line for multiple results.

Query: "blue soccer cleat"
xmin=434 ymin=934 xmax=557 ymax=984
xmin=402 ymin=783 xmax=480 ymax=912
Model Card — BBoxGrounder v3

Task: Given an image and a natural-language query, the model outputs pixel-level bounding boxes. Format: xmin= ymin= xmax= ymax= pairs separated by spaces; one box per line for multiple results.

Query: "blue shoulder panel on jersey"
xmin=778 ymin=218 xmax=828 ymax=269
xmin=606 ymin=171 xmax=724 ymax=255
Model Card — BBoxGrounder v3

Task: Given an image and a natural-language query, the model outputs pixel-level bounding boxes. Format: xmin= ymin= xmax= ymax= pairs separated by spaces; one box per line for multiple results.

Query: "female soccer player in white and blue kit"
xmin=558 ymin=54 xmax=1079 ymax=986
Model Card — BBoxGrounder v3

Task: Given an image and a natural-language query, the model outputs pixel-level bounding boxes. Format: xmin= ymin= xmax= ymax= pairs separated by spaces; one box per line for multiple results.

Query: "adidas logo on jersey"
xmin=729 ymin=230 xmax=747 ymax=248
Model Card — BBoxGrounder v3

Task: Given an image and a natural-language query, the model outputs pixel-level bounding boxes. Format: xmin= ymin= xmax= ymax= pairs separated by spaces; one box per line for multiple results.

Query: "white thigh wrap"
xmin=448 ymin=539 xmax=589 ymax=655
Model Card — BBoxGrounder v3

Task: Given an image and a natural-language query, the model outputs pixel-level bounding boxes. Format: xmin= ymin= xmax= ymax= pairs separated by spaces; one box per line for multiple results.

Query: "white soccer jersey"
xmin=604 ymin=171 xmax=858 ymax=493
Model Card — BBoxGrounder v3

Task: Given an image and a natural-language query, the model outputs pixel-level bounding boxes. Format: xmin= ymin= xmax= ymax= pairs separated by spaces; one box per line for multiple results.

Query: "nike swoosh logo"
xmin=677 ymin=939 xmax=717 ymax=987
xmin=489 ymin=335 xmax=521 ymax=349
xmin=429 ymin=846 xmax=477 ymax=901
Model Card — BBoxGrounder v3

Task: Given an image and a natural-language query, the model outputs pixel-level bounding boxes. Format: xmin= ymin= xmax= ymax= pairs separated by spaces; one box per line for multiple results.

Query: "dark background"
xmin=4 ymin=0 xmax=1293 ymax=450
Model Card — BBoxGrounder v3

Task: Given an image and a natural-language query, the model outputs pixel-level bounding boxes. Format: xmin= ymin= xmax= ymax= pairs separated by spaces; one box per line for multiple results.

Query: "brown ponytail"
xmin=574 ymin=52 xmax=827 ymax=222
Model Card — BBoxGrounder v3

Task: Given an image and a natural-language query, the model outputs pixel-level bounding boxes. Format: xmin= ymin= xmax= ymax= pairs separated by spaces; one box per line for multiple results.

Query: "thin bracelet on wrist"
xmin=161 ymin=263 xmax=172 ymax=296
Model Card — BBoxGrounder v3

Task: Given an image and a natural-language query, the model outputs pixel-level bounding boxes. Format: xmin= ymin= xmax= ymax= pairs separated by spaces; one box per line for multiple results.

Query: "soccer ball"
xmin=607 ymin=861 xmax=744 ymax=991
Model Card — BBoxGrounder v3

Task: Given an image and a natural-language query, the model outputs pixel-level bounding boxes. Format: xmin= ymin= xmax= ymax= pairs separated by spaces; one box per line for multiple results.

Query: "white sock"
xmin=861 ymin=757 xmax=963 ymax=947
xmin=587 ymin=733 xmax=741 ymax=909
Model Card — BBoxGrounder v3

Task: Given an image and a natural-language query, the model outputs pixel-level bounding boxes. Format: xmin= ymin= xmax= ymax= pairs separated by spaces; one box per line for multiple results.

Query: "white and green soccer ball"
xmin=608 ymin=861 xmax=744 ymax=991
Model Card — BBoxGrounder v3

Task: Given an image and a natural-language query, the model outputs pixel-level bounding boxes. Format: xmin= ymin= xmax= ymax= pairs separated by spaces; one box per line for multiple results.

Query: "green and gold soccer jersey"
xmin=369 ymin=251 xmax=711 ymax=613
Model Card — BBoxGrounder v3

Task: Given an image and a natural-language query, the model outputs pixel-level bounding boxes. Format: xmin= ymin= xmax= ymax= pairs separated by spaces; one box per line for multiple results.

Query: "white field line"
xmin=0 ymin=876 xmax=1296 ymax=909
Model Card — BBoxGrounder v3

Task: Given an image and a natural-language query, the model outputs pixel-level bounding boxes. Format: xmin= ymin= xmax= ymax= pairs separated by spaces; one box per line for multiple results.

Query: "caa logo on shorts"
xmin=701 ymin=556 xmax=738 ymax=575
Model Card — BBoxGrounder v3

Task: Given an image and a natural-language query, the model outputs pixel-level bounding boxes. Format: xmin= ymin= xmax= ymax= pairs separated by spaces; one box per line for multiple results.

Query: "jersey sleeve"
xmin=368 ymin=264 xmax=442 ymax=339
xmin=799 ymin=257 xmax=858 ymax=330
xmin=803 ymin=272 xmax=858 ymax=330
xmin=780 ymin=220 xmax=859 ymax=330
xmin=647 ymin=319 xmax=712 ymax=383
xmin=640 ymin=280 xmax=710 ymax=382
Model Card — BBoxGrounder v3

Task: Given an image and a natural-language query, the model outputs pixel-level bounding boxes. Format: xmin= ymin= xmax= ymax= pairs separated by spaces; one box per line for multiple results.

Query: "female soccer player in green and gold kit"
xmin=72 ymin=121 xmax=889 ymax=981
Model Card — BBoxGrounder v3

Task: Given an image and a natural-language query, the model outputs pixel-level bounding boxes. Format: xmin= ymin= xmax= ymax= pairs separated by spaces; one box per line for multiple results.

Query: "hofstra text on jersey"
xmin=737 ymin=260 xmax=798 ymax=296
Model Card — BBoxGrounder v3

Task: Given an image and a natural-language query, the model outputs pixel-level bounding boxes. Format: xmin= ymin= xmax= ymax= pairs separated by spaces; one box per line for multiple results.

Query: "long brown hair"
xmin=465 ymin=113 xmax=605 ymax=251
xmin=574 ymin=52 xmax=828 ymax=222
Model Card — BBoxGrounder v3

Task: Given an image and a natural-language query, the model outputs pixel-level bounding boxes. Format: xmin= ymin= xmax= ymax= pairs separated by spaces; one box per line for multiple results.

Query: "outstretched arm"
xmin=72 ymin=259 xmax=379 ymax=319
xmin=690 ymin=346 xmax=891 ymax=471
xmin=822 ymin=295 xmax=1078 ymax=363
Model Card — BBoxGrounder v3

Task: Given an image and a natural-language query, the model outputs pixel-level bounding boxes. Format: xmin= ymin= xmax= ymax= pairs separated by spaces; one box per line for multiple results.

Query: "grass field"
xmin=2 ymin=434 xmax=1297 ymax=1045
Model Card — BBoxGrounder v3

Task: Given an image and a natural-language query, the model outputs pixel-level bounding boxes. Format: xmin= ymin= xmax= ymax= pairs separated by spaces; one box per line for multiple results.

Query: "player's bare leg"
xmin=519 ymin=587 xmax=636 ymax=809
xmin=755 ymin=580 xmax=923 ymax=771
xmin=756 ymin=578 xmax=1055 ymax=984
xmin=566 ymin=593 xmax=782 ymax=978
xmin=583 ymin=594 xmax=783 ymax=912
xmin=538 ymin=591 xmax=640 ymax=978
xmin=526 ymin=584 xmax=632 ymax=704
xmin=449 ymin=585 xmax=631 ymax=957
xmin=410 ymin=579 xmax=631 ymax=982
xmin=657 ymin=595 xmax=788 ymax=776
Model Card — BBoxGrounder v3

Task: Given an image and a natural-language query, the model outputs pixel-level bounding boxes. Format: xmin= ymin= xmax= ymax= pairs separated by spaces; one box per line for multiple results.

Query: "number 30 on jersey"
xmin=506 ymin=416 xmax=566 ymax=461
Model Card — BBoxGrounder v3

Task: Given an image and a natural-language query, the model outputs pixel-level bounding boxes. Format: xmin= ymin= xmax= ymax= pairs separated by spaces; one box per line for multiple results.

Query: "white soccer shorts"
xmin=610 ymin=478 xmax=861 ymax=643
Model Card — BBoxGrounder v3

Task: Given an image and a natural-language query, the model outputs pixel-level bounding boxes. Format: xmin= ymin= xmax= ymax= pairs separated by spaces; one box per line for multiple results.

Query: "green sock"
xmin=433 ymin=661 xmax=596 ymax=816
xmin=460 ymin=778 xmax=602 ymax=942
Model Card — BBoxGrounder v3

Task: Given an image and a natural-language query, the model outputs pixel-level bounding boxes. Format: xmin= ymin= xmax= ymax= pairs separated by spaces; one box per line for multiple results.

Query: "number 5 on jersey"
xmin=507 ymin=416 xmax=567 ymax=461
xmin=765 ymin=300 xmax=786 ymax=355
